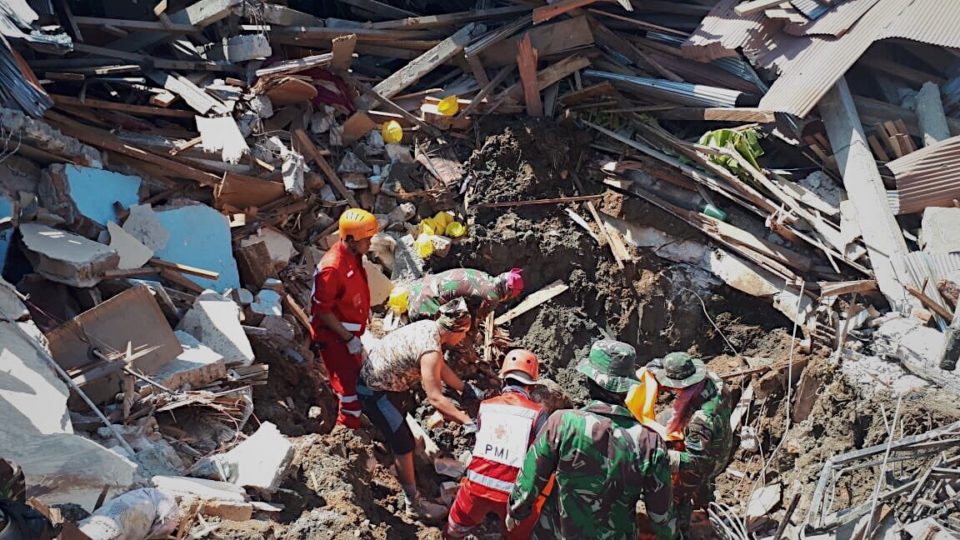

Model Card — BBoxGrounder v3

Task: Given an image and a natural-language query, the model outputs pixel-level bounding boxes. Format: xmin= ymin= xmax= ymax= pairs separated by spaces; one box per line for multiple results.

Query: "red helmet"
xmin=500 ymin=349 xmax=539 ymax=385
xmin=338 ymin=208 xmax=378 ymax=241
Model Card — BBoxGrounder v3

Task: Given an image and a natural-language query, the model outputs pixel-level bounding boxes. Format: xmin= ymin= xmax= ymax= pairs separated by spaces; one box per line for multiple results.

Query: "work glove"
xmin=462 ymin=382 xmax=488 ymax=402
xmin=345 ymin=335 xmax=364 ymax=355
xmin=462 ymin=421 xmax=479 ymax=435
xmin=505 ymin=514 xmax=519 ymax=532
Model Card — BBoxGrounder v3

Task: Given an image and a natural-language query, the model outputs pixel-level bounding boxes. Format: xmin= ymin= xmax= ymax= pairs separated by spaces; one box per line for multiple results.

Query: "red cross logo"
xmin=494 ymin=425 xmax=507 ymax=440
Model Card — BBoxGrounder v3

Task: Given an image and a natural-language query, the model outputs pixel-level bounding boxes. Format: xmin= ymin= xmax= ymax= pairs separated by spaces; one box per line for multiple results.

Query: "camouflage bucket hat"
xmin=576 ymin=339 xmax=640 ymax=393
xmin=437 ymin=298 xmax=471 ymax=333
xmin=649 ymin=352 xmax=706 ymax=389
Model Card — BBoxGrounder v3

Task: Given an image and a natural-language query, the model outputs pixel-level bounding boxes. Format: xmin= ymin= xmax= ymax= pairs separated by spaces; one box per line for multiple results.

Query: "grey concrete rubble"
xmin=19 ymin=222 xmax=119 ymax=287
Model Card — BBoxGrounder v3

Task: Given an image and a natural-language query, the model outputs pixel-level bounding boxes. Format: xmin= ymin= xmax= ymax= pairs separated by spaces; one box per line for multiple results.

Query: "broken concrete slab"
xmin=190 ymin=421 xmax=294 ymax=492
xmin=200 ymin=500 xmax=254 ymax=521
xmin=197 ymin=115 xmax=250 ymax=164
xmin=122 ymin=203 xmax=171 ymax=252
xmin=875 ymin=315 xmax=960 ymax=395
xmin=107 ymin=221 xmax=153 ymax=269
xmin=0 ymin=107 xmax=102 ymax=167
xmin=39 ymin=164 xmax=142 ymax=237
xmin=259 ymin=315 xmax=295 ymax=342
xmin=240 ymin=227 xmax=296 ymax=272
xmin=177 ymin=290 xmax=255 ymax=366
xmin=152 ymin=475 xmax=247 ymax=502
xmin=920 ymin=207 xmax=960 ymax=254
xmin=78 ymin=488 xmax=180 ymax=540
xmin=840 ymin=350 xmax=930 ymax=397
xmin=46 ymin=285 xmax=184 ymax=405
xmin=151 ymin=331 xmax=228 ymax=391
xmin=19 ymin=222 xmax=119 ymax=287
xmin=152 ymin=202 xmax=241 ymax=292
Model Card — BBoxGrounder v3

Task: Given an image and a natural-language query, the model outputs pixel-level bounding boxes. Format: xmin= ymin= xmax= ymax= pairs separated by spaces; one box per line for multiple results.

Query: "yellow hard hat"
xmin=445 ymin=221 xmax=466 ymax=238
xmin=415 ymin=234 xmax=435 ymax=258
xmin=433 ymin=211 xmax=454 ymax=228
xmin=339 ymin=208 xmax=378 ymax=241
xmin=381 ymin=120 xmax=403 ymax=144
xmin=437 ymin=95 xmax=459 ymax=117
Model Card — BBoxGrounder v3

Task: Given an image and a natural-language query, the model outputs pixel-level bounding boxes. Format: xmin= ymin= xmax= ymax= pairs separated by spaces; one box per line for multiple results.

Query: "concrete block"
xmin=122 ymin=204 xmax=170 ymax=252
xmin=151 ymin=331 xmax=228 ymax=390
xmin=0 ymin=107 xmax=102 ymax=167
xmin=19 ymin=223 xmax=119 ymax=287
xmin=240 ymin=227 xmax=296 ymax=271
xmin=920 ymin=207 xmax=960 ymax=254
xmin=260 ymin=315 xmax=295 ymax=342
xmin=39 ymin=164 xmax=142 ymax=237
xmin=251 ymin=289 xmax=282 ymax=317
xmin=107 ymin=221 xmax=153 ymax=269
xmin=237 ymin=288 xmax=254 ymax=306
xmin=177 ymin=290 xmax=255 ymax=366
xmin=364 ymin=258 xmax=392 ymax=307
xmin=193 ymin=422 xmax=294 ymax=492
xmin=152 ymin=203 xmax=241 ymax=292
xmin=200 ymin=500 xmax=254 ymax=521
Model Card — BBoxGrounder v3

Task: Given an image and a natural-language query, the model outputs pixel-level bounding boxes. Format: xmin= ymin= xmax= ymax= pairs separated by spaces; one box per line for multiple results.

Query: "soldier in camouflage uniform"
xmin=406 ymin=268 xmax=523 ymax=323
xmin=649 ymin=352 xmax=733 ymax=532
xmin=506 ymin=340 xmax=678 ymax=540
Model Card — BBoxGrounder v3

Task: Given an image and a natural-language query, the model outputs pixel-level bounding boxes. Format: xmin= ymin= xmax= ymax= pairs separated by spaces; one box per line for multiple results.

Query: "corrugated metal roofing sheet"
xmin=886 ymin=134 xmax=960 ymax=215
xmin=881 ymin=0 xmax=960 ymax=48
xmin=784 ymin=0 xmax=880 ymax=37
xmin=680 ymin=0 xmax=781 ymax=62
xmin=893 ymin=251 xmax=960 ymax=322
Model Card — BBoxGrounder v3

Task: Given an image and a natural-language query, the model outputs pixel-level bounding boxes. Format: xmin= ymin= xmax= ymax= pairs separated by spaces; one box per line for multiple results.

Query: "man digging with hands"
xmin=356 ymin=299 xmax=486 ymax=522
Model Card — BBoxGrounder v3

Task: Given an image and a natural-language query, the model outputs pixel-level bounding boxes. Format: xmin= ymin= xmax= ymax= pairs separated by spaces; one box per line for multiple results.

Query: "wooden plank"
xmin=821 ymin=77 xmax=916 ymax=313
xmin=533 ymin=0 xmax=605 ymax=24
xmin=481 ymin=16 xmax=594 ymax=68
xmin=462 ymin=65 xmax=514 ymax=116
xmin=51 ymin=94 xmax=194 ymax=118
xmin=146 ymin=70 xmax=228 ymax=114
xmin=331 ymin=34 xmax=358 ymax=72
xmin=46 ymin=111 xmax=220 ymax=187
xmin=357 ymin=82 xmax=443 ymax=138
xmin=735 ymin=0 xmax=788 ymax=15
xmin=149 ymin=258 xmax=219 ymax=280
xmin=516 ymin=33 xmax=543 ymax=117
xmin=371 ymin=5 xmax=530 ymax=30
xmin=284 ymin=293 xmax=312 ymax=333
xmin=496 ymin=281 xmax=569 ymax=325
xmin=106 ymin=0 xmax=242 ymax=52
xmin=855 ymin=95 xmax=960 ymax=138
xmin=867 ymin=135 xmax=891 ymax=162
xmin=254 ymin=53 xmax=333 ymax=78
xmin=160 ymin=269 xmax=205 ymax=294
xmin=818 ymin=279 xmax=878 ymax=297
xmin=292 ymin=129 xmax=359 ymax=208
xmin=359 ymin=23 xmax=476 ymax=107
xmin=654 ymin=107 xmax=776 ymax=123
xmin=559 ymin=81 xmax=616 ymax=106
xmin=73 ymin=43 xmax=234 ymax=73
xmin=905 ymin=285 xmax=954 ymax=320
xmin=338 ymin=0 xmax=418 ymax=19
xmin=71 ymin=16 xmax=198 ymax=33
xmin=506 ymin=54 xmax=591 ymax=101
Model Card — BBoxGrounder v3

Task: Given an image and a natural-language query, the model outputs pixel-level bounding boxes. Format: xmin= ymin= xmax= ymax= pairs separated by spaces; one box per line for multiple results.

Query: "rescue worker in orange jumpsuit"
xmin=444 ymin=349 xmax=547 ymax=539
xmin=310 ymin=208 xmax=379 ymax=429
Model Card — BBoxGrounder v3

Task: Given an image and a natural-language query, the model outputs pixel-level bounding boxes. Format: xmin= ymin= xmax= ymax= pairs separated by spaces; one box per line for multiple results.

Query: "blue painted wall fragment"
xmin=65 ymin=165 xmax=141 ymax=226
xmin=152 ymin=204 xmax=241 ymax=292
xmin=0 ymin=194 xmax=14 ymax=273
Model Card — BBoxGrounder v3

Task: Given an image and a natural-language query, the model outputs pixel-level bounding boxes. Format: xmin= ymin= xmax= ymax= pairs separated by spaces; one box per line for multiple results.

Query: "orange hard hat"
xmin=338 ymin=208 xmax=378 ymax=241
xmin=500 ymin=349 xmax=540 ymax=385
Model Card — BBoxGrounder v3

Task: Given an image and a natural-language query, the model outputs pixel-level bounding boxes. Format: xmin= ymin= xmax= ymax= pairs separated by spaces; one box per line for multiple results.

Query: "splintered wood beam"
xmin=505 ymin=54 xmax=591 ymax=101
xmin=516 ymin=33 xmax=542 ymax=117
xmin=371 ymin=5 xmax=530 ymax=30
xmin=331 ymin=34 xmax=358 ymax=72
xmin=462 ymin=65 xmax=514 ymax=116
xmin=51 ymin=94 xmax=194 ymax=118
xmin=654 ymin=107 xmax=776 ymax=123
xmin=149 ymin=258 xmax=219 ymax=280
xmin=496 ymin=281 xmax=569 ymax=325
xmin=357 ymin=23 xmax=476 ymax=108
xmin=292 ymin=129 xmax=359 ymax=208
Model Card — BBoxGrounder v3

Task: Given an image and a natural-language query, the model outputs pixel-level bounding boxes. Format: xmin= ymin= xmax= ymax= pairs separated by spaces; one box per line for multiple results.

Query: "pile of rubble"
xmin=0 ymin=0 xmax=959 ymax=538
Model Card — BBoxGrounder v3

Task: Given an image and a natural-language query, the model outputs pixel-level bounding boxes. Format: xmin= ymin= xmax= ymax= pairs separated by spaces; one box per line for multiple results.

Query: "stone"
xmin=920 ymin=207 xmax=960 ymax=254
xmin=152 ymin=202 xmax=241 ymax=292
xmin=107 ymin=221 xmax=153 ymax=269
xmin=373 ymin=194 xmax=398 ymax=215
xmin=263 ymin=278 xmax=284 ymax=292
xmin=122 ymin=204 xmax=170 ymax=252
xmin=177 ymin=290 xmax=255 ymax=366
xmin=0 ymin=107 xmax=101 ymax=167
xmin=189 ymin=422 xmax=294 ymax=492
xmin=39 ymin=164 xmax=142 ymax=237
xmin=237 ymin=288 xmax=254 ymax=305
xmin=200 ymin=500 xmax=254 ymax=521
xmin=745 ymin=483 xmax=781 ymax=521
xmin=390 ymin=233 xmax=424 ymax=281
xmin=240 ymin=228 xmax=296 ymax=271
xmin=251 ymin=289 xmax=283 ymax=317
xmin=281 ymin=151 xmax=305 ymax=197
xmin=19 ymin=223 xmax=119 ymax=287
xmin=385 ymin=144 xmax=413 ymax=163
xmin=260 ymin=315 xmax=295 ymax=342
xmin=363 ymin=258 xmax=393 ymax=307
xmin=151 ymin=331 xmax=228 ymax=391
xmin=387 ymin=202 xmax=416 ymax=225
xmin=337 ymin=150 xmax=372 ymax=175
xmin=839 ymin=351 xmax=929 ymax=397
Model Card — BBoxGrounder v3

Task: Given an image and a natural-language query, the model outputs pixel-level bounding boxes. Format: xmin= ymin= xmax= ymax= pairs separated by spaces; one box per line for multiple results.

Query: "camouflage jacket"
xmin=508 ymin=401 xmax=678 ymax=540
xmin=407 ymin=269 xmax=506 ymax=322
xmin=678 ymin=373 xmax=733 ymax=480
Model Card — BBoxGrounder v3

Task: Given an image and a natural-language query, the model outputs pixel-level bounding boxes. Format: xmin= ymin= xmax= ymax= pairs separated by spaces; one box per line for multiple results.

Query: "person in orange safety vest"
xmin=310 ymin=208 xmax=378 ymax=429
xmin=444 ymin=349 xmax=547 ymax=539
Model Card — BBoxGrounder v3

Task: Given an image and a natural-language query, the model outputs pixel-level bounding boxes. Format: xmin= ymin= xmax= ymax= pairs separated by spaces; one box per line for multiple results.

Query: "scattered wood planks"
xmin=496 ymin=281 xmax=569 ymax=325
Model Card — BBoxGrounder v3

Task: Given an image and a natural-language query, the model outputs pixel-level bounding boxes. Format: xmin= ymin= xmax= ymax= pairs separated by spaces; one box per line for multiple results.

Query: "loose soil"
xmin=217 ymin=119 xmax=958 ymax=539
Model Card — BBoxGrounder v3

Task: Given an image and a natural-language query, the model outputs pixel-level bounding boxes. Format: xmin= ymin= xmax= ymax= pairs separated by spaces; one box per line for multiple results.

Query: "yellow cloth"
xmin=625 ymin=368 xmax=684 ymax=441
